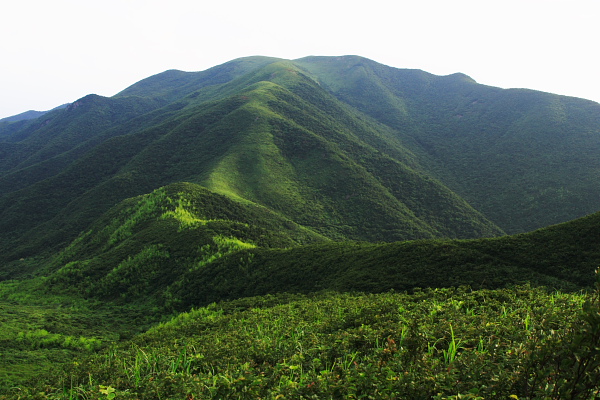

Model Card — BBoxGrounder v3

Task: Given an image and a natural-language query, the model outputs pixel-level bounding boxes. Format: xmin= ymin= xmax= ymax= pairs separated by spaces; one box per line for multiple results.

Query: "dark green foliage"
xmin=0 ymin=104 xmax=68 ymax=124
xmin=295 ymin=56 xmax=600 ymax=234
xmin=34 ymin=182 xmax=599 ymax=311
xmin=168 ymin=210 xmax=600 ymax=309
xmin=0 ymin=281 xmax=157 ymax=389
xmin=0 ymin=110 xmax=48 ymax=123
xmin=0 ymin=94 xmax=163 ymax=177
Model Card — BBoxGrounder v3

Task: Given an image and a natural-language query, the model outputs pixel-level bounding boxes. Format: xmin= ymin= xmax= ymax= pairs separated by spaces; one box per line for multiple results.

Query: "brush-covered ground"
xmin=1 ymin=284 xmax=600 ymax=399
xmin=0 ymin=183 xmax=599 ymax=398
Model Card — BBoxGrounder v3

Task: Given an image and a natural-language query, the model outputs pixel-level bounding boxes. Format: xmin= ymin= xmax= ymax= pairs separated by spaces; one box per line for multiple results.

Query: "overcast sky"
xmin=1 ymin=0 xmax=598 ymax=119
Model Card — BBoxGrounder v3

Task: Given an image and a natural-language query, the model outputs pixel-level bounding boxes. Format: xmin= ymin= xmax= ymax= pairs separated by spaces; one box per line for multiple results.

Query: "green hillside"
xmin=4 ymin=285 xmax=600 ymax=399
xmin=41 ymin=182 xmax=326 ymax=300
xmin=1 ymin=55 xmax=598 ymax=265
xmin=0 ymin=60 xmax=510 ymax=264
xmin=169 ymin=209 xmax=600 ymax=309
xmin=0 ymin=94 xmax=167 ymax=211
xmin=1 ymin=55 xmax=600 ymax=398
xmin=295 ymin=56 xmax=600 ymax=233
xmin=35 ymin=182 xmax=599 ymax=311
xmin=2 ymin=178 xmax=599 ymax=395
xmin=1 ymin=176 xmax=599 ymax=397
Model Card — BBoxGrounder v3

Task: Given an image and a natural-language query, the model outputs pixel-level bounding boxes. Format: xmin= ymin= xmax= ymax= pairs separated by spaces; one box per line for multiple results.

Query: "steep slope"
xmin=190 ymin=63 xmax=501 ymax=240
xmin=295 ymin=55 xmax=600 ymax=233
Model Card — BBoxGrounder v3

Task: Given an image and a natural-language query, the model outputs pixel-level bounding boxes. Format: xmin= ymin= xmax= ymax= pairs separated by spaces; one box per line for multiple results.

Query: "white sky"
xmin=1 ymin=0 xmax=598 ymax=119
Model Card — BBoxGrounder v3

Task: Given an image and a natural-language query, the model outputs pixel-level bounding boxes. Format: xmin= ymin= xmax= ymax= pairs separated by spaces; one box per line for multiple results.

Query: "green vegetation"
xmin=19 ymin=181 xmax=593 ymax=311
xmin=0 ymin=180 xmax=595 ymax=396
xmin=3 ymin=54 xmax=599 ymax=262
xmin=4 ymin=284 xmax=600 ymax=399
xmin=0 ymin=181 xmax=597 ymax=396
xmin=295 ymin=56 xmax=600 ymax=234
xmin=1 ymin=55 xmax=600 ymax=398
xmin=0 ymin=281 xmax=156 ymax=389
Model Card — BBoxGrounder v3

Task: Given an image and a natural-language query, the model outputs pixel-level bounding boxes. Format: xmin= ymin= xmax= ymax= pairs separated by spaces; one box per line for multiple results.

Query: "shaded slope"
xmin=0 ymin=94 xmax=164 ymax=194
xmin=167 ymin=210 xmax=600 ymax=309
xmin=0 ymin=109 xmax=47 ymax=123
xmin=295 ymin=55 xmax=600 ymax=233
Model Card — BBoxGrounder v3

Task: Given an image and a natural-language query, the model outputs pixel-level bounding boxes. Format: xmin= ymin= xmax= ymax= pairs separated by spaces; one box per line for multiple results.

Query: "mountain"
xmin=0 ymin=55 xmax=599 ymax=266
xmin=293 ymin=56 xmax=600 ymax=233
xmin=1 ymin=110 xmax=48 ymax=123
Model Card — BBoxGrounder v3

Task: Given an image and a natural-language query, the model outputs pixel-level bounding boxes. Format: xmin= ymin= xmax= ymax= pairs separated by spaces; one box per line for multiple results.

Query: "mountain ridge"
xmin=0 ymin=103 xmax=69 ymax=123
xmin=0 ymin=55 xmax=599 ymax=264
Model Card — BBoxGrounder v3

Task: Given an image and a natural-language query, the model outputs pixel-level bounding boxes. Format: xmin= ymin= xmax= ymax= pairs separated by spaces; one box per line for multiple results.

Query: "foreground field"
xmin=2 ymin=282 xmax=599 ymax=399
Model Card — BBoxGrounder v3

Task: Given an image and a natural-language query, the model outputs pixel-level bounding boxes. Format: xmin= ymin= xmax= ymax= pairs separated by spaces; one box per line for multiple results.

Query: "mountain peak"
xmin=442 ymin=72 xmax=476 ymax=83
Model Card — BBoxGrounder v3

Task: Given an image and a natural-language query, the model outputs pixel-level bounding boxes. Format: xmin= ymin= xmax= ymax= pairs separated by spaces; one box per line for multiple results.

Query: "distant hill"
xmin=0 ymin=104 xmax=68 ymax=123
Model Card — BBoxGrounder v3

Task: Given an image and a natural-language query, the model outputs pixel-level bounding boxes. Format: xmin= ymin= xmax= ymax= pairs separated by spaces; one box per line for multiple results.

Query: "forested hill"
xmin=38 ymin=181 xmax=600 ymax=309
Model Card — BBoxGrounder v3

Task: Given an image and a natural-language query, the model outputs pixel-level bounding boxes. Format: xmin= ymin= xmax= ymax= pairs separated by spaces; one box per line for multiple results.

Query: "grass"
xmin=0 ymin=285 xmax=156 ymax=389
xmin=33 ymin=180 xmax=599 ymax=312
xmin=4 ymin=284 xmax=599 ymax=399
